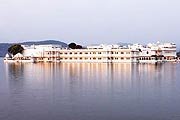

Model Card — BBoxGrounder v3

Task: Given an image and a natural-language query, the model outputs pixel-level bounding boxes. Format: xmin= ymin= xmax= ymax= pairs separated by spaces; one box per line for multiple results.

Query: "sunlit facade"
xmin=20 ymin=44 xmax=139 ymax=63
xmin=4 ymin=42 xmax=177 ymax=63
xmin=129 ymin=42 xmax=177 ymax=63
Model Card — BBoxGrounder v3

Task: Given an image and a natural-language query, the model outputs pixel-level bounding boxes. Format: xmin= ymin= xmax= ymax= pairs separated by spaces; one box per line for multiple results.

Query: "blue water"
xmin=0 ymin=58 xmax=180 ymax=120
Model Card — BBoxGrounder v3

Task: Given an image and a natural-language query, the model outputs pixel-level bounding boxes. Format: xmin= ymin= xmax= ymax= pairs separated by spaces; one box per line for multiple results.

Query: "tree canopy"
xmin=68 ymin=42 xmax=77 ymax=49
xmin=8 ymin=44 xmax=24 ymax=55
xmin=177 ymin=51 xmax=180 ymax=57
xmin=76 ymin=45 xmax=82 ymax=49
xmin=68 ymin=42 xmax=82 ymax=49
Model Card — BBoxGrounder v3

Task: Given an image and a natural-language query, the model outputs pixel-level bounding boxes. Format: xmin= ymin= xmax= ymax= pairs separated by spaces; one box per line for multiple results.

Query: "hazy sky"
xmin=1 ymin=0 xmax=180 ymax=46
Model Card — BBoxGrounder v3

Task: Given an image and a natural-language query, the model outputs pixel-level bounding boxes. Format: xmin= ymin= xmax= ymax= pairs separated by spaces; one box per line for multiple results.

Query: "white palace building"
xmin=4 ymin=42 xmax=178 ymax=63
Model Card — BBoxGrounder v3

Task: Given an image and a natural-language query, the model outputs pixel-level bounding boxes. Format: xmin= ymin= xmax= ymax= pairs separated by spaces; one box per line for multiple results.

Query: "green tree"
xmin=8 ymin=44 xmax=24 ymax=55
xmin=68 ymin=42 xmax=77 ymax=49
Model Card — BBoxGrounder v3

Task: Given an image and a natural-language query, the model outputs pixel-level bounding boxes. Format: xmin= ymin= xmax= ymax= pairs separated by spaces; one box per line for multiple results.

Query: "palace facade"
xmin=4 ymin=42 xmax=178 ymax=63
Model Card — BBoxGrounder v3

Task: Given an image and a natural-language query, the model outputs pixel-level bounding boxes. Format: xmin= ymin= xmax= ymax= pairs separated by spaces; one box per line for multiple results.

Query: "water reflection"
xmin=6 ymin=63 xmax=25 ymax=81
xmin=3 ymin=62 xmax=180 ymax=120
xmin=5 ymin=62 xmax=178 ymax=92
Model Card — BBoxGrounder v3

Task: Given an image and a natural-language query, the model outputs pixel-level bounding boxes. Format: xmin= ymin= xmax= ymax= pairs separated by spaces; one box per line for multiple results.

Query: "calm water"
xmin=0 ymin=58 xmax=180 ymax=120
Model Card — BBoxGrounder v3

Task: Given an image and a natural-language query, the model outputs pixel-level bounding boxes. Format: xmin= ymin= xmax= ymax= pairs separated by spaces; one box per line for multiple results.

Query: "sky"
xmin=1 ymin=0 xmax=180 ymax=47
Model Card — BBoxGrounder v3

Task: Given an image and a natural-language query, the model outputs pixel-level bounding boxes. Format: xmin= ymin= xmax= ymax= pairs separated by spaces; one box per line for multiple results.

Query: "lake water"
xmin=0 ymin=58 xmax=180 ymax=120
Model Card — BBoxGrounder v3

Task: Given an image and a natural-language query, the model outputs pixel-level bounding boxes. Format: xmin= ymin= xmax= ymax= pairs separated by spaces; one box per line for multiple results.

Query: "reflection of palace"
xmin=4 ymin=62 xmax=177 ymax=93
xmin=4 ymin=42 xmax=177 ymax=63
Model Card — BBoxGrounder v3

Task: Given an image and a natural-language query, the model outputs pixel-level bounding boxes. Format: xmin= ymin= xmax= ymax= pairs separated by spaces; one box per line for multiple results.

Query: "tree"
xmin=68 ymin=42 xmax=76 ymax=49
xmin=8 ymin=44 xmax=24 ymax=55
xmin=68 ymin=42 xmax=83 ymax=49
xmin=76 ymin=45 xmax=82 ymax=49
xmin=177 ymin=51 xmax=180 ymax=57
